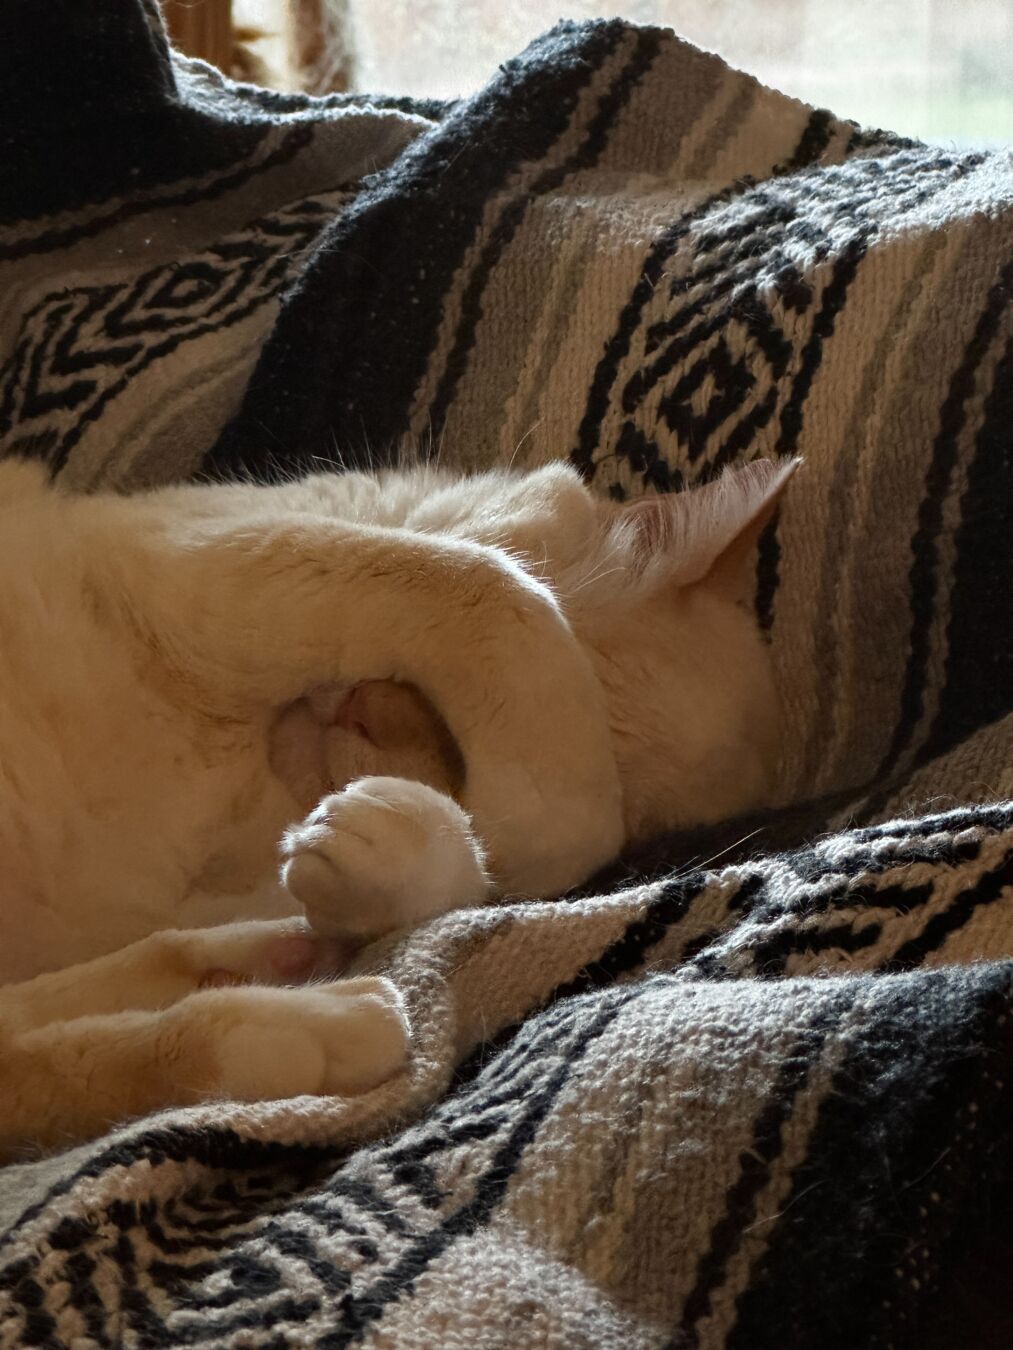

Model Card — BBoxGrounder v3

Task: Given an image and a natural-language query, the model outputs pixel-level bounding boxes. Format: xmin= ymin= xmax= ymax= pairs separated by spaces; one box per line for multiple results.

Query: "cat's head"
xmin=549 ymin=458 xmax=799 ymax=842
xmin=274 ymin=458 xmax=798 ymax=852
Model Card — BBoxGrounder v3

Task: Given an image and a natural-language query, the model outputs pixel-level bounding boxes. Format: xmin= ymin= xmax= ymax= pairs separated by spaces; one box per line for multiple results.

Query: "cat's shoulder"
xmin=0 ymin=457 xmax=53 ymax=508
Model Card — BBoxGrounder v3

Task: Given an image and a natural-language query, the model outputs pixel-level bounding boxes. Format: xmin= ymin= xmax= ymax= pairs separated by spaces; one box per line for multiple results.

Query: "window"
xmin=238 ymin=0 xmax=1012 ymax=147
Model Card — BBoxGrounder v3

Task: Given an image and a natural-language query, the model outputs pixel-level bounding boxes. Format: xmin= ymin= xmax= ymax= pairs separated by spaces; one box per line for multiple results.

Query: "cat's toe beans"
xmin=262 ymin=928 xmax=353 ymax=980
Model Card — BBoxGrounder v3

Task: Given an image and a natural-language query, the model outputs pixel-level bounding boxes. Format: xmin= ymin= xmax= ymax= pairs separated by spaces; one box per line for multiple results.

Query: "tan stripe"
xmin=405 ymin=31 xmax=643 ymax=445
xmin=695 ymin=986 xmax=874 ymax=1347
xmin=773 ymin=179 xmax=997 ymax=800
xmin=503 ymin=979 xmax=821 ymax=1328
xmin=782 ymin=221 xmax=961 ymax=795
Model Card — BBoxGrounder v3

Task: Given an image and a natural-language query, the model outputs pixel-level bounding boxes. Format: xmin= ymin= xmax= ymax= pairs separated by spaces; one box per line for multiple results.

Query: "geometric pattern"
xmin=0 ymin=194 xmax=346 ymax=471
xmin=1 ymin=805 xmax=1012 ymax=1349
xmin=571 ymin=149 xmax=984 ymax=500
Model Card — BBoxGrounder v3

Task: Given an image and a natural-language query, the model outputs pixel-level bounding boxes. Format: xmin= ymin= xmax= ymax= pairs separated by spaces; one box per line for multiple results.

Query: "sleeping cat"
xmin=0 ymin=454 xmax=794 ymax=1155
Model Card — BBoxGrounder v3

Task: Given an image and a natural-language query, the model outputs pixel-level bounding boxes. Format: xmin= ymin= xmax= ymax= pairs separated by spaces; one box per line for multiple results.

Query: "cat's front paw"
xmin=280 ymin=776 xmax=490 ymax=940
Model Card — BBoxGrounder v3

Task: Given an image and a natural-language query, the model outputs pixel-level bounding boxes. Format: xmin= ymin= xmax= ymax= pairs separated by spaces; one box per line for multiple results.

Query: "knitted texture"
xmin=1 ymin=6 xmax=1011 ymax=1348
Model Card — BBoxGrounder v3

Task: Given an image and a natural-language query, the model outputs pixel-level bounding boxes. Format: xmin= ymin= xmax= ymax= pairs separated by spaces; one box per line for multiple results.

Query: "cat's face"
xmin=271 ymin=459 xmax=795 ymax=848
xmin=539 ymin=459 xmax=794 ymax=840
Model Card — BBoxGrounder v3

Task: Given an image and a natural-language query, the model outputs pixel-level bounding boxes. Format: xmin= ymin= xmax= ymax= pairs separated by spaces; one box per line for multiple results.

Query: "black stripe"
xmin=208 ymin=20 xmax=633 ymax=480
xmin=0 ymin=0 xmax=269 ymax=227
xmin=424 ymin=27 xmax=663 ymax=436
xmin=448 ymin=873 xmax=764 ymax=1097
xmin=669 ymin=988 xmax=857 ymax=1347
xmin=0 ymin=127 xmax=314 ymax=265
xmin=753 ymin=514 xmax=782 ymax=632
xmin=875 ymin=262 xmax=1013 ymax=780
xmin=448 ymin=999 xmax=580 ymax=1098
xmin=555 ymin=871 xmax=765 ymax=998
xmin=725 ymin=965 xmax=1013 ymax=1350
xmin=585 ymin=791 xmax=1006 ymax=893
xmin=742 ymin=905 xmax=903 ymax=979
xmin=779 ymin=833 xmax=984 ymax=887
xmin=3 ymin=1277 xmax=57 ymax=1348
xmin=750 ymin=231 xmax=871 ymax=631
xmin=407 ymin=1013 xmax=613 ymax=1148
xmin=781 ymin=108 xmax=835 ymax=171
xmin=184 ymin=1223 xmax=349 ymax=1309
xmin=60 ymin=1249 xmax=112 ymax=1349
xmin=569 ymin=193 xmax=735 ymax=482
xmin=0 ymin=1129 xmax=337 ymax=1258
xmin=852 ymin=799 xmax=1013 ymax=842
xmin=683 ymin=833 xmax=999 ymax=979
xmin=181 ymin=1294 xmax=322 ymax=1344
xmin=42 ymin=262 xmax=299 ymax=474
xmin=111 ymin=1222 xmax=170 ymax=1346
xmin=921 ymin=328 xmax=1013 ymax=760
xmin=885 ymin=849 xmax=1013 ymax=970
xmin=773 ymin=231 xmax=871 ymax=457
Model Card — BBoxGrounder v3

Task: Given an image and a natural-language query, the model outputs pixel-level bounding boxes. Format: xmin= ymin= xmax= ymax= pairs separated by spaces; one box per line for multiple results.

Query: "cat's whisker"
xmin=507 ymin=419 xmax=542 ymax=472
xmin=564 ymin=561 xmax=625 ymax=597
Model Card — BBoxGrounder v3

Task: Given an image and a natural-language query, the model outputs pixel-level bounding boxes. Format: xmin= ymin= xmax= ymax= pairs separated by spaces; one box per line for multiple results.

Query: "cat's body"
xmin=0 ymin=454 xmax=792 ymax=1155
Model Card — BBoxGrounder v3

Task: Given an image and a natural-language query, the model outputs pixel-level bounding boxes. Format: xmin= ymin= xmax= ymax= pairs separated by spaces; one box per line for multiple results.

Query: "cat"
xmin=0 ymin=453 xmax=795 ymax=1156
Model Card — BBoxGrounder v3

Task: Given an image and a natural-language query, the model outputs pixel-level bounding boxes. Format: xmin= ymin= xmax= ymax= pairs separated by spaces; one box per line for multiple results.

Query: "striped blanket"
xmin=1 ymin=4 xmax=1011 ymax=1347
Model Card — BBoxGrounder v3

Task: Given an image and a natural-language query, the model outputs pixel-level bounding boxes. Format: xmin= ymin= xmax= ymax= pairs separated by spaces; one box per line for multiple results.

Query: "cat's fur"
xmin=0 ymin=455 xmax=793 ymax=1155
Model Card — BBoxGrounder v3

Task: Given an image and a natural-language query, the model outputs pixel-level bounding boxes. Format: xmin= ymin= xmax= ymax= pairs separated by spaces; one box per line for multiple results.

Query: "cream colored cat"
xmin=0 ymin=454 xmax=794 ymax=1156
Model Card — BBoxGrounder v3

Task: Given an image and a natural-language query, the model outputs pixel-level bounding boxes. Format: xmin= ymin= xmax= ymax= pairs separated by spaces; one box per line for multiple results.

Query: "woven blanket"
xmin=1 ymin=5 xmax=1012 ymax=1347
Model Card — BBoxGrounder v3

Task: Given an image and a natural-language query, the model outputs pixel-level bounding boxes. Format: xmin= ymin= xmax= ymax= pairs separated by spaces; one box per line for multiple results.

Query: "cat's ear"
xmin=614 ymin=458 xmax=799 ymax=603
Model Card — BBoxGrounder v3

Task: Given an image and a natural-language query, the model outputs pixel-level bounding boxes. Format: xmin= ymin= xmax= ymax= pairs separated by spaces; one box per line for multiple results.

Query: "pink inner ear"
xmin=333 ymin=686 xmax=375 ymax=744
xmin=613 ymin=458 xmax=800 ymax=590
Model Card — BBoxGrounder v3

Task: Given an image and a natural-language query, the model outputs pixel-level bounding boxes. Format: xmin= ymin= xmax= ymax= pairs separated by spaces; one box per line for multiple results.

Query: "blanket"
xmin=1 ymin=4 xmax=1011 ymax=1347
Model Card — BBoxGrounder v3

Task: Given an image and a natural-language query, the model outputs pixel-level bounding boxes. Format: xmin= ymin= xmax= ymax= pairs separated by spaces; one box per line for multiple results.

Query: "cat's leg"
xmin=281 ymin=776 xmax=491 ymax=940
xmin=91 ymin=508 xmax=624 ymax=896
xmin=0 ymin=920 xmax=351 ymax=1030
xmin=0 ymin=977 xmax=409 ymax=1158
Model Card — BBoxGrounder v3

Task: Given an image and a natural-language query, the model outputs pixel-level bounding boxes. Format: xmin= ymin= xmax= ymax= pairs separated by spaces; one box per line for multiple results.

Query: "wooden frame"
xmin=162 ymin=0 xmax=234 ymax=71
xmin=159 ymin=0 xmax=349 ymax=93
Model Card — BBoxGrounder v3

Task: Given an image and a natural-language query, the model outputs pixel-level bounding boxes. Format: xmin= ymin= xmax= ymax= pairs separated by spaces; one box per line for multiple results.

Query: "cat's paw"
xmin=203 ymin=977 xmax=410 ymax=1101
xmin=280 ymin=776 xmax=490 ymax=940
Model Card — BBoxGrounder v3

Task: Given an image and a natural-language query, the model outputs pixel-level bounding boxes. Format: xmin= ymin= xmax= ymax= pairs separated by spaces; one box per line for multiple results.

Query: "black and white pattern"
xmin=1 ymin=193 xmax=349 ymax=474
xmin=1 ymin=5 xmax=1011 ymax=1348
